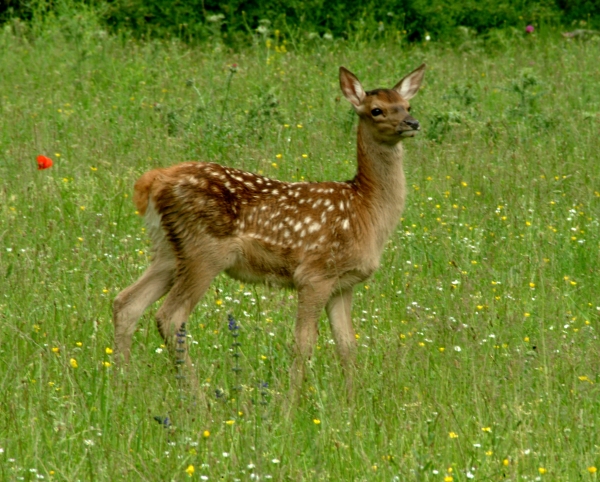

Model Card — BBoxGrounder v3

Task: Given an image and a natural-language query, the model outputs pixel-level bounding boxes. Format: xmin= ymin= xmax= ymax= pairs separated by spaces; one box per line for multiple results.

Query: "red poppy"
xmin=37 ymin=155 xmax=53 ymax=170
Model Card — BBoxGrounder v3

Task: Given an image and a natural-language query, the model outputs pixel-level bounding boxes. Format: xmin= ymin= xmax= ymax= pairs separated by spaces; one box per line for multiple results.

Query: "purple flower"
xmin=227 ymin=314 xmax=239 ymax=331
xmin=526 ymin=25 xmax=534 ymax=33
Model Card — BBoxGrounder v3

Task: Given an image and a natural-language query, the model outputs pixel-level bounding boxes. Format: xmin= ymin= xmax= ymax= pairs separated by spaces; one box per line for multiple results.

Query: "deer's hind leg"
xmin=154 ymin=252 xmax=227 ymax=389
xmin=113 ymin=248 xmax=176 ymax=364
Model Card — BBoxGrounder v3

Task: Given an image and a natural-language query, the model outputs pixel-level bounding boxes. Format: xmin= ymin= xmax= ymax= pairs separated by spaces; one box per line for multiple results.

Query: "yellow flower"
xmin=503 ymin=458 xmax=510 ymax=466
xmin=185 ymin=465 xmax=194 ymax=477
xmin=271 ymin=162 xmax=278 ymax=168
xmin=297 ymin=124 xmax=303 ymax=128
xmin=448 ymin=431 xmax=458 ymax=438
xmin=529 ymin=282 xmax=535 ymax=288
xmin=444 ymin=476 xmax=453 ymax=482
xmin=76 ymin=342 xmax=83 ymax=347
xmin=538 ymin=467 xmax=547 ymax=475
xmin=313 ymin=419 xmax=321 ymax=425
xmin=203 ymin=430 xmax=210 ymax=438
xmin=439 ymin=347 xmax=445 ymax=352
xmin=105 ymin=347 xmax=113 ymax=355
xmin=486 ymin=450 xmax=493 ymax=456
xmin=481 ymin=426 xmax=491 ymax=432
xmin=102 ymin=361 xmax=111 ymax=368
xmin=90 ymin=166 xmax=98 ymax=171
xmin=226 ymin=420 xmax=235 ymax=425
xmin=301 ymin=154 xmax=308 ymax=158
xmin=524 ymin=312 xmax=531 ymax=317
xmin=275 ymin=153 xmax=282 ymax=159
xmin=52 ymin=347 xmax=60 ymax=354
xmin=588 ymin=466 xmax=597 ymax=474
xmin=70 ymin=358 xmax=78 ymax=368
xmin=524 ymin=336 xmax=530 ymax=342
xmin=215 ymin=299 xmax=223 ymax=306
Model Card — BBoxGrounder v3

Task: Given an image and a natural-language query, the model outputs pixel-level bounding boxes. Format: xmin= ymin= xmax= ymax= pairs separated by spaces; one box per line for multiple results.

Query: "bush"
xmin=1 ymin=0 xmax=599 ymax=43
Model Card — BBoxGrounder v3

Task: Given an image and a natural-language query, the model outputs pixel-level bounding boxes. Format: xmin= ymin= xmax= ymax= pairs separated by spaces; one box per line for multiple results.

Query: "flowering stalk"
xmin=228 ymin=314 xmax=242 ymax=415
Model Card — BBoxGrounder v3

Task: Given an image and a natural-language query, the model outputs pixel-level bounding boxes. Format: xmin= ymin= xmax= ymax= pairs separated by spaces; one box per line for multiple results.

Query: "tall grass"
xmin=0 ymin=16 xmax=599 ymax=480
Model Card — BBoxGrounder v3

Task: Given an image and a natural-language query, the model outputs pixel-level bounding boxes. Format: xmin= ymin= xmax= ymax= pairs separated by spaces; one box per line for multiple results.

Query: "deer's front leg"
xmin=326 ymin=288 xmax=357 ymax=399
xmin=289 ymin=281 xmax=334 ymax=402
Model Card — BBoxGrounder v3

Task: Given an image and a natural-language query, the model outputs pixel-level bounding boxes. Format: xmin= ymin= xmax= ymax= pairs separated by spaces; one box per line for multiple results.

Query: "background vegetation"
xmin=1 ymin=0 xmax=599 ymax=43
xmin=0 ymin=6 xmax=599 ymax=481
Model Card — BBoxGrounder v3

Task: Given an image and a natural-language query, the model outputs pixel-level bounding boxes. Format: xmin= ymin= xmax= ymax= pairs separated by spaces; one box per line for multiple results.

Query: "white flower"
xmin=83 ymin=439 xmax=94 ymax=446
xmin=466 ymin=471 xmax=475 ymax=479
xmin=247 ymin=463 xmax=256 ymax=469
xmin=155 ymin=347 xmax=163 ymax=354
xmin=271 ymin=458 xmax=280 ymax=464
xmin=222 ymin=452 xmax=230 ymax=458
xmin=454 ymin=346 xmax=462 ymax=352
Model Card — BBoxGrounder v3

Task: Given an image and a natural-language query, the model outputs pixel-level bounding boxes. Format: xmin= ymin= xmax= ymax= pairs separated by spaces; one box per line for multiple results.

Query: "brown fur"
xmin=113 ymin=64 xmax=426 ymax=401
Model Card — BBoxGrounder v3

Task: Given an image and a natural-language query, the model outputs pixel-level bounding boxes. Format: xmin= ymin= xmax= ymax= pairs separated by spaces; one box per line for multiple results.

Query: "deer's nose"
xmin=405 ymin=118 xmax=420 ymax=130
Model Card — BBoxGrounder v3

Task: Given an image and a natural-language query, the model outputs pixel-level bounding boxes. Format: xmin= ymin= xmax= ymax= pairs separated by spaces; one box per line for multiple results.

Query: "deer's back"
xmin=142 ymin=162 xmax=381 ymax=288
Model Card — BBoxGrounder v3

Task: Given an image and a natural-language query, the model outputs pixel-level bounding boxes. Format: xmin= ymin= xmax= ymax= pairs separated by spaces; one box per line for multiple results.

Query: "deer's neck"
xmin=353 ymin=123 xmax=407 ymax=245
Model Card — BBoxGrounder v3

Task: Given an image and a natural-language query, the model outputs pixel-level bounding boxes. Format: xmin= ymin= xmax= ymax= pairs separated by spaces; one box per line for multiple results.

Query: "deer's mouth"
xmin=399 ymin=128 xmax=419 ymax=137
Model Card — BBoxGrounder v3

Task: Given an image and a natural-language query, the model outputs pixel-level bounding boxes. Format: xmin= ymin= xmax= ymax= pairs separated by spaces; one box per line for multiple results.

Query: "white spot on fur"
xmin=341 ymin=219 xmax=350 ymax=230
xmin=308 ymin=222 xmax=321 ymax=233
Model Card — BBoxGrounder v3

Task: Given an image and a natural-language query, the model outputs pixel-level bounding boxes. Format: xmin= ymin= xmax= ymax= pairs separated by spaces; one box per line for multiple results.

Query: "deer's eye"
xmin=371 ymin=108 xmax=383 ymax=117
xmin=407 ymin=106 xmax=412 ymax=112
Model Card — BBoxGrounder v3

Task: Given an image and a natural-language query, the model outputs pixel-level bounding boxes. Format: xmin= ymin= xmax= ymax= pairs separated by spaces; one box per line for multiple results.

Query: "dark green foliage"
xmin=1 ymin=0 xmax=599 ymax=43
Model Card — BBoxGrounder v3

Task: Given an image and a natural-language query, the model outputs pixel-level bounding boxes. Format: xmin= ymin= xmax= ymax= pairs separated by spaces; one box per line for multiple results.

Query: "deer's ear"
xmin=339 ymin=67 xmax=366 ymax=107
xmin=393 ymin=64 xmax=426 ymax=100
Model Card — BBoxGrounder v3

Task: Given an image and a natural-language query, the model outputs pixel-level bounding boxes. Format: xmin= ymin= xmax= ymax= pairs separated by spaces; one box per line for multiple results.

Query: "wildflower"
xmin=36 ymin=155 xmax=53 ymax=170
xmin=225 ymin=420 xmax=235 ymax=426
xmin=486 ymin=450 xmax=493 ymax=456
xmin=228 ymin=314 xmax=239 ymax=332
xmin=449 ymin=432 xmax=458 ymax=438
xmin=102 ymin=361 xmax=111 ymax=368
xmin=524 ymin=336 xmax=530 ymax=342
xmin=439 ymin=347 xmax=445 ymax=352
xmin=301 ymin=154 xmax=308 ymax=158
xmin=481 ymin=426 xmax=491 ymax=432
xmin=216 ymin=299 xmax=223 ymax=306
xmin=538 ymin=467 xmax=547 ymax=474
xmin=526 ymin=25 xmax=534 ymax=33
xmin=70 ymin=358 xmax=78 ymax=368
xmin=52 ymin=347 xmax=60 ymax=354
xmin=186 ymin=465 xmax=195 ymax=477
xmin=203 ymin=430 xmax=210 ymax=438
xmin=588 ymin=467 xmax=597 ymax=474
xmin=105 ymin=347 xmax=113 ymax=355
xmin=275 ymin=153 xmax=282 ymax=159
xmin=313 ymin=419 xmax=321 ymax=425
xmin=271 ymin=458 xmax=280 ymax=464
xmin=503 ymin=459 xmax=510 ymax=466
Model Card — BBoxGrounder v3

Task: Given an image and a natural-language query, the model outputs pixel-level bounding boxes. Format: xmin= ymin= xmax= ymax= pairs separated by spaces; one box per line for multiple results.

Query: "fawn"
xmin=113 ymin=64 xmax=426 ymax=399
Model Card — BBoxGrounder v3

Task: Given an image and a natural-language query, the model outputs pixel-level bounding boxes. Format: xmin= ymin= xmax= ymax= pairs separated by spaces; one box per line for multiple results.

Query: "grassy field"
xmin=1 ymin=16 xmax=599 ymax=481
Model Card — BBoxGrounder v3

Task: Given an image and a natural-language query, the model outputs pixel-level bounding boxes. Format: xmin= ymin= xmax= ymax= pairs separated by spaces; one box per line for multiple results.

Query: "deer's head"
xmin=339 ymin=64 xmax=426 ymax=145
